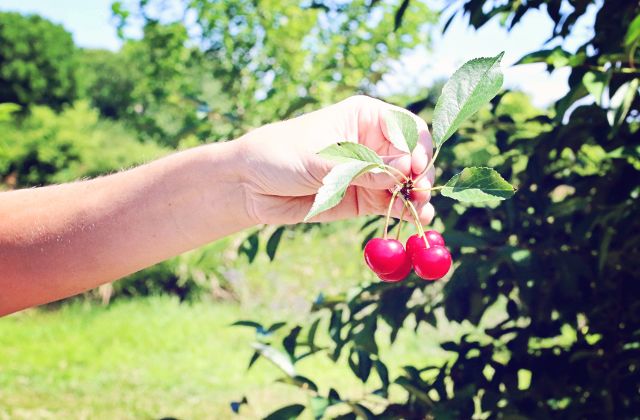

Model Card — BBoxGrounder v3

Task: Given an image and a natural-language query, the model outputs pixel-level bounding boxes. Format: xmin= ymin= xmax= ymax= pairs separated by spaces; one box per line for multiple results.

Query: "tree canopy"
xmin=0 ymin=12 xmax=78 ymax=109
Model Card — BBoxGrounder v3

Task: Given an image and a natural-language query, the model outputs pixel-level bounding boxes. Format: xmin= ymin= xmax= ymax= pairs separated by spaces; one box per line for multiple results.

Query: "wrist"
xmin=182 ymin=140 xmax=257 ymax=240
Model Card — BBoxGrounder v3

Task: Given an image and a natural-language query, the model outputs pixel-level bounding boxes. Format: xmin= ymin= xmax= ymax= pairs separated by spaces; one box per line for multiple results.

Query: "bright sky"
xmin=0 ymin=0 xmax=600 ymax=108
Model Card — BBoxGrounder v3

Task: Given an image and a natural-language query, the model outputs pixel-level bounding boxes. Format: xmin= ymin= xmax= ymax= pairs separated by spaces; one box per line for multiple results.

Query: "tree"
xmin=77 ymin=49 xmax=139 ymax=119
xmin=233 ymin=0 xmax=640 ymax=418
xmin=111 ymin=0 xmax=437 ymax=144
xmin=0 ymin=12 xmax=78 ymax=109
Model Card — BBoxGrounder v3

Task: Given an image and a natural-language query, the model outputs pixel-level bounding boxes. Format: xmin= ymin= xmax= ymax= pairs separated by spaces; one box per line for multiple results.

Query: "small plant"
xmin=304 ymin=52 xmax=515 ymax=282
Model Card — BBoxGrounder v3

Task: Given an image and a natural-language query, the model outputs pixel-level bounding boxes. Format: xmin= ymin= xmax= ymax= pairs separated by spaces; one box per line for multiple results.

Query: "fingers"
xmin=411 ymin=128 xmax=434 ymax=177
xmin=350 ymin=153 xmax=411 ymax=190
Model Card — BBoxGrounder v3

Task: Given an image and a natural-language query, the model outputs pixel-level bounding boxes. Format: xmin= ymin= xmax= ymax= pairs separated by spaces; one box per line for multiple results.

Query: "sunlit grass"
xmin=0 ymin=221 xmax=490 ymax=419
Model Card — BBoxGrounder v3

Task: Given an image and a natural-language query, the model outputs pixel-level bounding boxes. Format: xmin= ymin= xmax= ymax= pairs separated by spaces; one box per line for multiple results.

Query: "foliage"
xmin=112 ymin=0 xmax=437 ymax=143
xmin=236 ymin=1 xmax=640 ymax=418
xmin=112 ymin=239 xmax=234 ymax=302
xmin=0 ymin=101 xmax=168 ymax=188
xmin=77 ymin=49 xmax=139 ymax=119
xmin=0 ymin=12 xmax=78 ymax=109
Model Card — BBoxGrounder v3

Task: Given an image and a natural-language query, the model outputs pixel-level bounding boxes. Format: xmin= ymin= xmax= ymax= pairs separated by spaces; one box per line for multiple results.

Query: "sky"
xmin=0 ymin=0 xmax=600 ymax=108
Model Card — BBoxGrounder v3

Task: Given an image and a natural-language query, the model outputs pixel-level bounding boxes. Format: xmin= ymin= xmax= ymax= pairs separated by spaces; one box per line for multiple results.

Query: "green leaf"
xmin=310 ymin=396 xmax=330 ymax=420
xmin=318 ymin=142 xmax=383 ymax=166
xmin=283 ymin=326 xmax=301 ymax=358
xmin=432 ymin=52 xmax=504 ymax=148
xmin=252 ymin=343 xmax=296 ymax=377
xmin=266 ymin=226 xmax=285 ymax=261
xmin=516 ymin=47 xmax=584 ymax=68
xmin=263 ymin=404 xmax=305 ymax=420
xmin=277 ymin=375 xmax=318 ymax=392
xmin=625 ymin=14 xmax=640 ymax=47
xmin=232 ymin=320 xmax=264 ymax=330
xmin=608 ymin=78 xmax=639 ymax=130
xmin=582 ymin=71 xmax=610 ymax=106
xmin=247 ymin=350 xmax=261 ymax=370
xmin=441 ymin=167 xmax=515 ymax=203
xmin=304 ymin=161 xmax=380 ymax=221
xmin=238 ymin=232 xmax=259 ymax=263
xmin=267 ymin=321 xmax=287 ymax=333
xmin=383 ymin=109 xmax=419 ymax=153
xmin=307 ymin=318 xmax=321 ymax=348
xmin=348 ymin=349 xmax=372 ymax=383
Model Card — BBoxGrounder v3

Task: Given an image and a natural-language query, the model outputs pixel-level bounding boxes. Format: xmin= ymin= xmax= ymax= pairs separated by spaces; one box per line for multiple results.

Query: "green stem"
xmin=383 ymin=189 xmax=399 ymax=239
xmin=400 ymin=196 xmax=429 ymax=248
xmin=412 ymin=185 xmax=443 ymax=192
xmin=382 ymin=164 xmax=409 ymax=183
xmin=395 ymin=202 xmax=407 ymax=240
xmin=413 ymin=147 xmax=440 ymax=184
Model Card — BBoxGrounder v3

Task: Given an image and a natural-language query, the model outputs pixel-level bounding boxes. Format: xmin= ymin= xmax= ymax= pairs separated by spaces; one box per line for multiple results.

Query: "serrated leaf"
xmin=304 ymin=161 xmax=380 ymax=221
xmin=432 ymin=52 xmax=504 ymax=148
xmin=441 ymin=167 xmax=515 ymax=202
xmin=318 ymin=142 xmax=383 ymax=165
xmin=383 ymin=109 xmax=419 ymax=153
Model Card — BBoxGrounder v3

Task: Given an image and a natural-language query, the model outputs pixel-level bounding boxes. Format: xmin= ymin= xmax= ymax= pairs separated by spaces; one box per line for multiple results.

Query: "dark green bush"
xmin=234 ymin=1 xmax=640 ymax=418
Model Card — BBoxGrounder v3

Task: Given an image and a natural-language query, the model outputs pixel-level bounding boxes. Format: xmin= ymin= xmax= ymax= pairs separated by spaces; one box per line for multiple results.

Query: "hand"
xmin=237 ymin=95 xmax=436 ymax=225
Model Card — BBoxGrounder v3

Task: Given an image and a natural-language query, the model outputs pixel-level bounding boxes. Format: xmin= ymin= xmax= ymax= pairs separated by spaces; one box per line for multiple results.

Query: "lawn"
xmin=0 ymin=222 xmax=463 ymax=419
xmin=0 ymin=297 xmax=456 ymax=419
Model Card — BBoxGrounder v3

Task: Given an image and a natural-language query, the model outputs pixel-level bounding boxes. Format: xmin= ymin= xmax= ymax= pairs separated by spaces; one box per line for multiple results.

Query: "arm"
xmin=0 ymin=96 xmax=435 ymax=316
xmin=0 ymin=142 xmax=253 ymax=315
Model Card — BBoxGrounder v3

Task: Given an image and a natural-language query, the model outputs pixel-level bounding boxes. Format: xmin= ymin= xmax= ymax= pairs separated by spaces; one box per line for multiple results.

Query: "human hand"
xmin=237 ymin=95 xmax=435 ymax=225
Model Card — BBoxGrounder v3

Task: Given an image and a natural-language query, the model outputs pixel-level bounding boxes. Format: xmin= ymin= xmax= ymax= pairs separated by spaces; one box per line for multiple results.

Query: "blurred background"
xmin=0 ymin=0 xmax=638 ymax=418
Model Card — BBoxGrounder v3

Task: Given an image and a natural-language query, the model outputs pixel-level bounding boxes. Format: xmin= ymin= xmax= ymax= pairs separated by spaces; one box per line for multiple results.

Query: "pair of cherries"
xmin=364 ymin=231 xmax=452 ymax=282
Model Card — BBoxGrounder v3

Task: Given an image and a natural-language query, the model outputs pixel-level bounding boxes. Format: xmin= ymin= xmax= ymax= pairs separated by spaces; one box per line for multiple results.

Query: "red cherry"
xmin=406 ymin=234 xmax=428 ymax=258
xmin=424 ymin=230 xmax=445 ymax=247
xmin=378 ymin=253 xmax=412 ymax=282
xmin=412 ymin=246 xmax=452 ymax=280
xmin=364 ymin=238 xmax=407 ymax=275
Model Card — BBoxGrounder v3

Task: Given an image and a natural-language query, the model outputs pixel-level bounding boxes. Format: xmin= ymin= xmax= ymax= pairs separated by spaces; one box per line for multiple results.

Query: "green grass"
xmin=0 ymin=298 xmax=451 ymax=419
xmin=0 ymin=221 xmax=499 ymax=419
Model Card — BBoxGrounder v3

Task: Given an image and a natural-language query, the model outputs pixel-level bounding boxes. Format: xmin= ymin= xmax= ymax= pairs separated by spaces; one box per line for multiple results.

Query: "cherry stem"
xmin=383 ymin=189 xmax=400 ymax=239
xmin=395 ymin=202 xmax=407 ymax=240
xmin=399 ymin=196 xmax=430 ymax=249
xmin=413 ymin=147 xmax=440 ymax=184
xmin=412 ymin=186 xmax=443 ymax=192
xmin=381 ymin=164 xmax=409 ymax=183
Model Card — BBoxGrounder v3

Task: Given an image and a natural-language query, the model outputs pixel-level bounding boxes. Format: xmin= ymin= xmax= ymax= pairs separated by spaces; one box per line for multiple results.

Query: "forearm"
xmin=0 ymin=141 xmax=253 ymax=315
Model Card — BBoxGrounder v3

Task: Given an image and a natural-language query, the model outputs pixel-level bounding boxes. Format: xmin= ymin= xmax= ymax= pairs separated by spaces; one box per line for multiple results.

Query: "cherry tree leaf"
xmin=441 ymin=167 xmax=515 ymax=203
xmin=318 ymin=142 xmax=383 ymax=165
xmin=304 ymin=161 xmax=379 ymax=221
xmin=432 ymin=52 xmax=504 ymax=148
xmin=582 ymin=70 xmax=610 ymax=106
xmin=607 ymin=78 xmax=639 ymax=130
xmin=383 ymin=109 xmax=419 ymax=153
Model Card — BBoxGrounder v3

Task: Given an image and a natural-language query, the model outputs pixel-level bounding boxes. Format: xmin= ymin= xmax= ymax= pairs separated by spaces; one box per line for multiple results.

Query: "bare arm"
xmin=0 ymin=142 xmax=253 ymax=315
xmin=0 ymin=96 xmax=434 ymax=316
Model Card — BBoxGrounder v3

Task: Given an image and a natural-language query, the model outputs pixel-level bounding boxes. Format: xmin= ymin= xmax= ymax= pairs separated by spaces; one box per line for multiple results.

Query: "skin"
xmin=0 ymin=95 xmax=435 ymax=316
